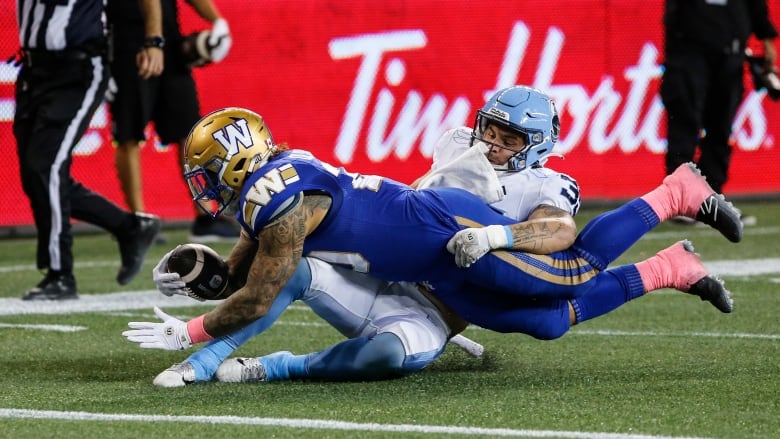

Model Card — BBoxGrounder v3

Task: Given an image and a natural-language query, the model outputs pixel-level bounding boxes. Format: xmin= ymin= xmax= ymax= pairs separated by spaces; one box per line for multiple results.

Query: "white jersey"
xmin=427 ymin=127 xmax=580 ymax=221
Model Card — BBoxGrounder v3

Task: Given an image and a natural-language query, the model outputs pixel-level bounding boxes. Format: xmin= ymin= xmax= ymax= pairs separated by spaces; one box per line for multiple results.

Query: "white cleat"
xmin=216 ymin=357 xmax=267 ymax=383
xmin=153 ymin=362 xmax=195 ymax=388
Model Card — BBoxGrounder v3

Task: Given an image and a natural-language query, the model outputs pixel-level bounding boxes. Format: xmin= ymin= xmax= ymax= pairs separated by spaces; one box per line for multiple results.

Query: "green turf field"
xmin=1 ymin=201 xmax=778 ymax=438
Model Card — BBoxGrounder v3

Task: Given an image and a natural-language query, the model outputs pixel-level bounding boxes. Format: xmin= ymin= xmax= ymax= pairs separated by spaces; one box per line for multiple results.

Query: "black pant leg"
xmin=698 ymin=53 xmax=744 ymax=193
xmin=14 ymin=56 xmax=128 ymax=273
xmin=661 ymin=45 xmax=711 ymax=175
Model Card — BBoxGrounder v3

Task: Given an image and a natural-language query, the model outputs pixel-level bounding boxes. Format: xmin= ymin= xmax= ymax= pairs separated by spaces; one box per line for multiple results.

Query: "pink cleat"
xmin=656 ymin=240 xmax=733 ymax=313
xmin=664 ymin=163 xmax=743 ymax=243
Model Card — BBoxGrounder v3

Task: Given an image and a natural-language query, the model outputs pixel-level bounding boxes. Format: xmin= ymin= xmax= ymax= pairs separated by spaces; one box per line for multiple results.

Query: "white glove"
xmin=208 ymin=18 xmax=232 ymax=62
xmin=122 ymin=307 xmax=192 ymax=350
xmin=152 ymin=249 xmax=205 ymax=300
xmin=446 ymin=225 xmax=511 ymax=268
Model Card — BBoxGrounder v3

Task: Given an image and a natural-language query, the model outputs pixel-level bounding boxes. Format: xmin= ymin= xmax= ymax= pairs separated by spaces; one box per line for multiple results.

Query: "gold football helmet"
xmin=183 ymin=107 xmax=277 ymax=218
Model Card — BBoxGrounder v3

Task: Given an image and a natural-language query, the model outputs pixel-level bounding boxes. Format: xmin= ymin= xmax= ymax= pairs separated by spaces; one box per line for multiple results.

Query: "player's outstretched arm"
xmin=199 ymin=193 xmax=331 ymax=339
xmin=123 ymin=213 xmax=304 ymax=351
xmin=201 ymin=206 xmax=307 ymax=338
xmin=124 ymin=194 xmax=331 ymax=350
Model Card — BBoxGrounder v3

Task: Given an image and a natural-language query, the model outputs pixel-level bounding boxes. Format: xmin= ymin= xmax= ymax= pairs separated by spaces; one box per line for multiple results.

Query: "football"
xmin=166 ymin=243 xmax=229 ymax=300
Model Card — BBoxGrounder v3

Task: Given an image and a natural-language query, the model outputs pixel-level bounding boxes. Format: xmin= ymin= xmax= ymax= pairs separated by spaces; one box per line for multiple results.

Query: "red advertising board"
xmin=1 ymin=1 xmax=779 ymax=227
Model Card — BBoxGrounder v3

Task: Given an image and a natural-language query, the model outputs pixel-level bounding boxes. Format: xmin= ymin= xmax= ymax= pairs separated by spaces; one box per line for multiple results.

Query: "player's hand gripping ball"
xmin=166 ymin=243 xmax=229 ymax=300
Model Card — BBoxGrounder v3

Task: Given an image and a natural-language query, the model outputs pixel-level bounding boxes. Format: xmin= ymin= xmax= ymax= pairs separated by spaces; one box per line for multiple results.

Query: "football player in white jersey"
xmin=126 ymin=86 xmax=740 ymax=387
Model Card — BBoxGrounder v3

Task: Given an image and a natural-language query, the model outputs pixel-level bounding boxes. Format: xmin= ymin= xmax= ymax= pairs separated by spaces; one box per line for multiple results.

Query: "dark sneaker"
xmin=189 ymin=215 xmax=240 ymax=243
xmin=689 ymin=276 xmax=734 ymax=314
xmin=117 ymin=213 xmax=161 ymax=285
xmin=694 ymin=193 xmax=743 ymax=243
xmin=22 ymin=272 xmax=78 ymax=301
xmin=665 ymin=163 xmax=742 ymax=243
xmin=656 ymin=240 xmax=734 ymax=314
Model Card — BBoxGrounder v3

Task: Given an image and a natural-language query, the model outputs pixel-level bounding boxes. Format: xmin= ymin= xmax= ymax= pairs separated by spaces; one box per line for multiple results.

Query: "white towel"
xmin=416 ymin=143 xmax=504 ymax=204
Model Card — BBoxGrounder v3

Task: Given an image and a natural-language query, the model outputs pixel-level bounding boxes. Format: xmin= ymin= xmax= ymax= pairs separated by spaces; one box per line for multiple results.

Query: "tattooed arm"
xmin=201 ymin=194 xmax=332 ymax=338
xmin=222 ymin=231 xmax=258 ymax=294
xmin=505 ymin=204 xmax=576 ymax=254
xmin=446 ymin=203 xmax=576 ymax=268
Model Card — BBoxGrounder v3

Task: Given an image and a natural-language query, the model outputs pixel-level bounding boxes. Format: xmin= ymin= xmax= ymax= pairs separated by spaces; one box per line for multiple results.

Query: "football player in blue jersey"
xmin=125 ymin=86 xmax=742 ymax=386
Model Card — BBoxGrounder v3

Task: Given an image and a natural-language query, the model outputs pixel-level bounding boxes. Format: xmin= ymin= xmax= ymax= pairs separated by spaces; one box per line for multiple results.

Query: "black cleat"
xmin=22 ymin=273 xmax=78 ymax=301
xmin=117 ymin=213 xmax=161 ymax=285
xmin=695 ymin=193 xmax=743 ymax=243
xmin=688 ymin=275 xmax=733 ymax=313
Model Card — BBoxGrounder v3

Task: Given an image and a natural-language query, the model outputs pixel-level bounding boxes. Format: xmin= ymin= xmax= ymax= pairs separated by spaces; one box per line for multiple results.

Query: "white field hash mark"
xmin=0 ymin=408 xmax=714 ymax=439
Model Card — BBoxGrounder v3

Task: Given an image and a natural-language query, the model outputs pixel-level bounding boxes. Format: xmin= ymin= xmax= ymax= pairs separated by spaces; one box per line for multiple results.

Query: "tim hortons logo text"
xmin=328 ymin=22 xmax=770 ymax=163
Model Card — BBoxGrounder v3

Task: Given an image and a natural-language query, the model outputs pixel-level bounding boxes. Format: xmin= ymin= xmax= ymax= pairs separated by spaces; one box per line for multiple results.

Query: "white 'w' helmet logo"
xmin=212 ymin=118 xmax=254 ymax=160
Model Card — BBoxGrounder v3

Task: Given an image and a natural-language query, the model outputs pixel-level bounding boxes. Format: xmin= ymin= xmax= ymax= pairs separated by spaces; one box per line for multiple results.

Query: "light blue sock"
xmin=189 ymin=340 xmax=240 ymax=382
xmin=260 ymin=351 xmax=307 ymax=382
xmin=260 ymin=333 xmax=408 ymax=382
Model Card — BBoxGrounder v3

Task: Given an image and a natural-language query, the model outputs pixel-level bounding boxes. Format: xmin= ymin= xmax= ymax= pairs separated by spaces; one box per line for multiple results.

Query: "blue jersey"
xmin=236 ymin=149 xmax=600 ymax=307
xmin=236 ymin=149 xmax=497 ymax=283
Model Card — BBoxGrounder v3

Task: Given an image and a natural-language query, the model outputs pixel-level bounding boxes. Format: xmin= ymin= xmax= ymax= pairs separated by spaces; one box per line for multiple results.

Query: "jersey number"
xmin=558 ymin=174 xmax=581 ymax=214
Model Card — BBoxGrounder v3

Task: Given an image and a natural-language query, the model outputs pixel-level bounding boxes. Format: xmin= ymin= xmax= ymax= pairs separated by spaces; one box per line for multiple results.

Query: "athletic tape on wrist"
xmin=186 ymin=314 xmax=214 ymax=344
xmin=486 ymin=224 xmax=513 ymax=249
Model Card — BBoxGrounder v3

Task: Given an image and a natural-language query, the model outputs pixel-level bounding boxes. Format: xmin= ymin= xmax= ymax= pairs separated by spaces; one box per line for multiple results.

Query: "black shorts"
xmin=109 ymin=49 xmax=200 ymax=145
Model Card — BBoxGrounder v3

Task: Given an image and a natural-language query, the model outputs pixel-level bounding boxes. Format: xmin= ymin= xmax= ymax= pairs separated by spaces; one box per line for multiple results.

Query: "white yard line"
xmin=0 ymin=290 xmax=197 ymax=316
xmin=0 ymin=408 xmax=713 ymax=439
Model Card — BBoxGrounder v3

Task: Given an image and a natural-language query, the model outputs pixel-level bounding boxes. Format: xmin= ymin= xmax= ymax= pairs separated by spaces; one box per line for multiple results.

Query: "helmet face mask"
xmin=183 ymin=107 xmax=277 ymax=218
xmin=473 ymin=118 xmax=532 ymax=170
xmin=471 ymin=86 xmax=560 ymax=172
xmin=184 ymin=157 xmax=237 ymax=218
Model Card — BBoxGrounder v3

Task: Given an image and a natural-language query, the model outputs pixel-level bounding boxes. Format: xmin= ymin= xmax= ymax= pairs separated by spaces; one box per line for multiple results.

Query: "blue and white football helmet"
xmin=471 ymin=86 xmax=560 ymax=171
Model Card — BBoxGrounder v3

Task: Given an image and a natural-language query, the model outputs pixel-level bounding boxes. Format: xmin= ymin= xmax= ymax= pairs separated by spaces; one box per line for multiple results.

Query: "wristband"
xmin=503 ymin=226 xmax=513 ymax=248
xmin=186 ymin=314 xmax=214 ymax=344
xmin=143 ymin=36 xmax=166 ymax=49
